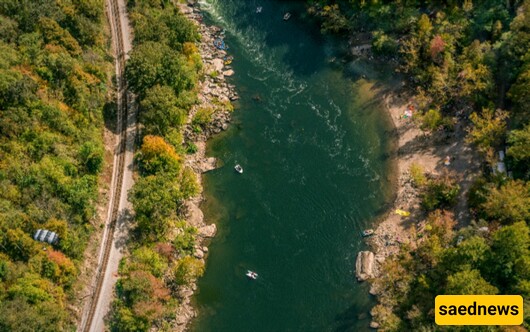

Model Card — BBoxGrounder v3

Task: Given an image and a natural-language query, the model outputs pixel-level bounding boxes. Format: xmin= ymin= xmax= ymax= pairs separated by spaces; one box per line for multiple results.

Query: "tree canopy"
xmin=0 ymin=0 xmax=111 ymax=329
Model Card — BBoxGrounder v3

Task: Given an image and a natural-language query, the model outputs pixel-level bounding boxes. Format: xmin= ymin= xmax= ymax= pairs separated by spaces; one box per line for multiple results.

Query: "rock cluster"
xmin=181 ymin=4 xmax=239 ymax=143
xmin=173 ymin=2 xmax=238 ymax=331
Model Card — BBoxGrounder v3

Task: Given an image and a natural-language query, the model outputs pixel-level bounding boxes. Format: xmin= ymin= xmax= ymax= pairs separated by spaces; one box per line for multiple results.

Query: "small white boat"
xmin=283 ymin=12 xmax=291 ymax=21
xmin=246 ymin=270 xmax=258 ymax=280
xmin=256 ymin=6 xmax=262 ymax=13
xmin=234 ymin=164 xmax=243 ymax=174
xmin=361 ymin=229 xmax=374 ymax=237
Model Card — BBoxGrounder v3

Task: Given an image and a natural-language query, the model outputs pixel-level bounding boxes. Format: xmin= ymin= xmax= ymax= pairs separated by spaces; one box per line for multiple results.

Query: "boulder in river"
xmin=355 ymin=251 xmax=375 ymax=281
xmin=199 ymin=157 xmax=217 ymax=173
xmin=198 ymin=224 xmax=217 ymax=238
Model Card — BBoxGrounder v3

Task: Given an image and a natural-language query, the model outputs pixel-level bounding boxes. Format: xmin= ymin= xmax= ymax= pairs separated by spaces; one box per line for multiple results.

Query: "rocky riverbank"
xmin=174 ymin=2 xmax=239 ymax=330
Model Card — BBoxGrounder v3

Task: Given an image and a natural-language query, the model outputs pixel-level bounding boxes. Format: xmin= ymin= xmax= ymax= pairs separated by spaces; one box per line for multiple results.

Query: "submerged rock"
xmin=355 ymin=251 xmax=375 ymax=281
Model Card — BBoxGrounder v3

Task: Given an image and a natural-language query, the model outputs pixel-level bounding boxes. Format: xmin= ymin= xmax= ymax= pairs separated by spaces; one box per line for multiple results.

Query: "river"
xmin=192 ymin=0 xmax=395 ymax=331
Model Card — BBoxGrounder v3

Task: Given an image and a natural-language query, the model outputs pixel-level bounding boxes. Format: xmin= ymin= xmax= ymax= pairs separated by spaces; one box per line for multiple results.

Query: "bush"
xmin=171 ymin=256 xmax=204 ymax=286
xmin=173 ymin=221 xmax=197 ymax=255
xmin=419 ymin=109 xmax=443 ymax=132
xmin=78 ymin=141 xmax=104 ymax=175
xmin=421 ymin=174 xmax=460 ymax=211
xmin=185 ymin=142 xmax=198 ymax=154
xmin=481 ymin=180 xmax=530 ymax=224
xmin=213 ymin=98 xmax=234 ymax=113
xmin=192 ymin=107 xmax=213 ymax=127
xmin=409 ymin=163 xmax=427 ymax=187
xmin=372 ymin=31 xmax=398 ymax=55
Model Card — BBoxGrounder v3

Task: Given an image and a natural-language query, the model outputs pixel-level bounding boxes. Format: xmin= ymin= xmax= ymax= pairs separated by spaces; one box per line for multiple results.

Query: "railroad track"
xmin=81 ymin=0 xmax=129 ymax=330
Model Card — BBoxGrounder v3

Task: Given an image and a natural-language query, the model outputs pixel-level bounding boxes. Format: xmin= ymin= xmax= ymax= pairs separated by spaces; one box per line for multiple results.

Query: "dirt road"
xmin=79 ymin=0 xmax=135 ymax=330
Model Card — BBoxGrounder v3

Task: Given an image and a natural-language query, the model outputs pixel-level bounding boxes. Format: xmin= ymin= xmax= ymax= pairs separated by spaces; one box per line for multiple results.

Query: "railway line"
xmin=80 ymin=0 xmax=133 ymax=330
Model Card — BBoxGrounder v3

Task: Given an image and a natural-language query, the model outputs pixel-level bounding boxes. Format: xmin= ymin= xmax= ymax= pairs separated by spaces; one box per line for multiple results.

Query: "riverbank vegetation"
xmin=308 ymin=0 xmax=530 ymax=330
xmin=0 ymin=0 xmax=112 ymax=330
xmin=109 ymin=1 xmax=205 ymax=330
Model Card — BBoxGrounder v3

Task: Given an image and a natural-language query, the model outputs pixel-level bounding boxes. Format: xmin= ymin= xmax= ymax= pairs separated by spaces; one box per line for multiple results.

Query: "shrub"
xmin=173 ymin=221 xmax=197 ymax=255
xmin=372 ymin=31 xmax=398 ymax=55
xmin=171 ymin=256 xmax=204 ymax=286
xmin=192 ymin=107 xmax=213 ymax=127
xmin=420 ymin=109 xmax=443 ymax=132
xmin=421 ymin=174 xmax=460 ymax=211
xmin=78 ymin=141 xmax=104 ymax=175
xmin=409 ymin=163 xmax=427 ymax=187
xmin=185 ymin=142 xmax=198 ymax=154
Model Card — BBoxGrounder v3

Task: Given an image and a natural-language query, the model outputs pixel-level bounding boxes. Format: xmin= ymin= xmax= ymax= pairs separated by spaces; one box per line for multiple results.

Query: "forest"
xmin=0 ymin=0 xmax=111 ymax=330
xmin=308 ymin=0 xmax=530 ymax=330
xmin=109 ymin=0 xmax=205 ymax=330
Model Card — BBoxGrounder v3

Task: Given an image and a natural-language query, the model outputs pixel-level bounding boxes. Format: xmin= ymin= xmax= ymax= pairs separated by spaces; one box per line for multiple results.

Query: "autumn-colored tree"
xmin=507 ymin=124 xmax=530 ymax=176
xmin=125 ymin=247 xmax=168 ymax=278
xmin=481 ymin=180 xmax=530 ymax=224
xmin=425 ymin=210 xmax=456 ymax=246
xmin=467 ymin=108 xmax=508 ymax=153
xmin=43 ymin=249 xmax=77 ymax=287
xmin=171 ymin=256 xmax=204 ymax=286
xmin=136 ymin=135 xmax=181 ymax=176
xmin=430 ymin=35 xmax=445 ymax=61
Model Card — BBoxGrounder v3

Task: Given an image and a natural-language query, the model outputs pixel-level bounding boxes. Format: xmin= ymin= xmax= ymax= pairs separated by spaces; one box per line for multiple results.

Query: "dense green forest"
xmin=0 ymin=0 xmax=111 ymax=330
xmin=109 ymin=0 xmax=205 ymax=330
xmin=308 ymin=0 xmax=530 ymax=330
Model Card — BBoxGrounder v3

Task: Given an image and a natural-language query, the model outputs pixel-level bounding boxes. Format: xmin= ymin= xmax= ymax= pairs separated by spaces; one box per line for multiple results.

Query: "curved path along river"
xmin=193 ymin=0 xmax=395 ymax=331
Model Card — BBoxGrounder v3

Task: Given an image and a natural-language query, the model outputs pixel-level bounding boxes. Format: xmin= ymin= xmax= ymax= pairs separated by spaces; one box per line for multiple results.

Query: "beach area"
xmin=362 ymin=90 xmax=481 ymax=283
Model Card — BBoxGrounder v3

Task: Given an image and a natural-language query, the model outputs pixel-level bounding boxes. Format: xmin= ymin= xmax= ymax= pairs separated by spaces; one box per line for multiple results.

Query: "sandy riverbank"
xmin=364 ymin=91 xmax=480 ymax=283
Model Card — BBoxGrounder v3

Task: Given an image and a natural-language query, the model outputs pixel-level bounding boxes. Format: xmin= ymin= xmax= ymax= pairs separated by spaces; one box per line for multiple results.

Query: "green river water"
xmin=192 ymin=1 xmax=396 ymax=331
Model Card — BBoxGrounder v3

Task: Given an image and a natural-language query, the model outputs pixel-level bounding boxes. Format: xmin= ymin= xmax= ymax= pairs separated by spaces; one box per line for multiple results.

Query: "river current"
xmin=192 ymin=1 xmax=395 ymax=331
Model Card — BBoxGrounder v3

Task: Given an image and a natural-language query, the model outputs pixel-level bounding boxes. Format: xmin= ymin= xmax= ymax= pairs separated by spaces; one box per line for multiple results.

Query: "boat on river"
xmin=256 ymin=6 xmax=262 ymax=13
xmin=361 ymin=229 xmax=374 ymax=237
xmin=283 ymin=12 xmax=291 ymax=21
xmin=246 ymin=270 xmax=258 ymax=280
xmin=234 ymin=164 xmax=243 ymax=174
xmin=213 ymin=38 xmax=226 ymax=50
xmin=224 ymin=55 xmax=233 ymax=65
